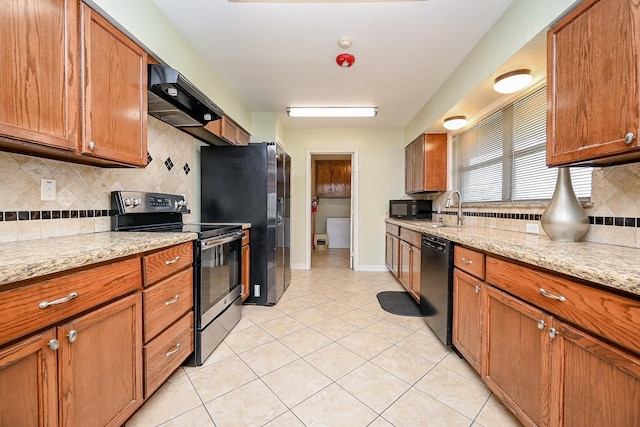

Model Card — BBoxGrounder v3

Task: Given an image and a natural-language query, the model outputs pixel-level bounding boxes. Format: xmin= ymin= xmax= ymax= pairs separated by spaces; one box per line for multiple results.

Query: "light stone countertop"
xmin=0 ymin=232 xmax=197 ymax=287
xmin=387 ymin=218 xmax=640 ymax=298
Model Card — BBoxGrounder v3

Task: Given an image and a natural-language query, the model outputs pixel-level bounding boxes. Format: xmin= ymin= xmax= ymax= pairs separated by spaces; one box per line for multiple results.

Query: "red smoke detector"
xmin=336 ymin=53 xmax=355 ymax=68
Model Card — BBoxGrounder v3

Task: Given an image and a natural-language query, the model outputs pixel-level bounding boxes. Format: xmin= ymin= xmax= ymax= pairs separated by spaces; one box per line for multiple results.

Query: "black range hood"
xmin=148 ymin=64 xmax=227 ymax=145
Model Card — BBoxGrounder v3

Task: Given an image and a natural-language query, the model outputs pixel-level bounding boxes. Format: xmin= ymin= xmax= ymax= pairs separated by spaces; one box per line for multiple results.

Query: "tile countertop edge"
xmin=0 ymin=232 xmax=198 ymax=287
xmin=386 ymin=218 xmax=640 ymax=298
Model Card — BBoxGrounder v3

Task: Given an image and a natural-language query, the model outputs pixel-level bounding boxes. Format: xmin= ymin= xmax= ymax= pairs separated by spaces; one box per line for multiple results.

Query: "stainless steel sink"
xmin=428 ymin=223 xmax=463 ymax=228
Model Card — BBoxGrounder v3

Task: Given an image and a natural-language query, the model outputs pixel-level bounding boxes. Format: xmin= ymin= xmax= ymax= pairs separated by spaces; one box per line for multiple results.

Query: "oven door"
xmin=197 ymin=232 xmax=242 ymax=328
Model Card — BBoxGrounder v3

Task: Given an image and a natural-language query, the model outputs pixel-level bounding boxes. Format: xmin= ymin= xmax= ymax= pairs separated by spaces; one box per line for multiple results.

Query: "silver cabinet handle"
xmin=67 ymin=330 xmax=78 ymax=343
xmin=474 ymin=285 xmax=481 ymax=293
xmin=539 ymin=288 xmax=566 ymax=302
xmin=165 ymin=294 xmax=180 ymax=306
xmin=48 ymin=339 xmax=59 ymax=351
xmin=537 ymin=320 xmax=546 ymax=330
xmin=461 ymin=257 xmax=473 ymax=264
xmin=164 ymin=256 xmax=180 ymax=265
xmin=166 ymin=343 xmax=181 ymax=357
xmin=624 ymin=132 xmax=636 ymax=145
xmin=39 ymin=292 xmax=78 ymax=309
xmin=549 ymin=327 xmax=558 ymax=339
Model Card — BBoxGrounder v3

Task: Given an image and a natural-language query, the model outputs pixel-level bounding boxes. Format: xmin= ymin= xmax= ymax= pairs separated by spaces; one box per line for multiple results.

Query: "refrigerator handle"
xmin=277 ymin=197 xmax=284 ymax=224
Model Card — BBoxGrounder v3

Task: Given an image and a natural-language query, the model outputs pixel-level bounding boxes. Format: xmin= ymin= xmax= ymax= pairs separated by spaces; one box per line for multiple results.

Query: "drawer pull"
xmin=539 ymin=288 xmax=566 ymax=302
xmin=39 ymin=291 xmax=78 ymax=309
xmin=166 ymin=343 xmax=181 ymax=357
xmin=461 ymin=257 xmax=473 ymax=264
xmin=165 ymin=294 xmax=180 ymax=306
xmin=165 ymin=256 xmax=180 ymax=265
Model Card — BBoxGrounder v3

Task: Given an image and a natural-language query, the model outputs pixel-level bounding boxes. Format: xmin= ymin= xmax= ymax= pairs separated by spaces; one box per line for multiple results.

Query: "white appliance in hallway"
xmin=327 ymin=217 xmax=351 ymax=248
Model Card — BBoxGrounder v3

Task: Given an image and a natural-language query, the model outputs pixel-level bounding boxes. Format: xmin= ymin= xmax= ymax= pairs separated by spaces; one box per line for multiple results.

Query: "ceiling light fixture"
xmin=287 ymin=107 xmax=377 ymax=118
xmin=338 ymin=36 xmax=353 ymax=49
xmin=443 ymin=116 xmax=467 ymax=130
xmin=493 ymin=69 xmax=533 ymax=94
xmin=336 ymin=53 xmax=355 ymax=68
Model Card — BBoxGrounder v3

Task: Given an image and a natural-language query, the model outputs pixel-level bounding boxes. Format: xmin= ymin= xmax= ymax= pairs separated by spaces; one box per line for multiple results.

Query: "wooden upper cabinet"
xmin=80 ymin=4 xmax=147 ymax=166
xmin=405 ymin=133 xmax=446 ymax=193
xmin=0 ymin=0 xmax=79 ymax=151
xmin=205 ymin=115 xmax=251 ymax=146
xmin=316 ymin=160 xmax=351 ymax=198
xmin=547 ymin=0 xmax=640 ymax=166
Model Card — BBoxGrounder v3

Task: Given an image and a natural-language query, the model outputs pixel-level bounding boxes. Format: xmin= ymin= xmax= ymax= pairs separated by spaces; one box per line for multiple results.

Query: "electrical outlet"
xmin=526 ymin=223 xmax=539 ymax=234
xmin=40 ymin=179 xmax=56 ymax=201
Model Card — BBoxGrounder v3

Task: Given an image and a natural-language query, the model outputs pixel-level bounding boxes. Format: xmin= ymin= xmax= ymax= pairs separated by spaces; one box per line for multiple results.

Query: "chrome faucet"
xmin=446 ymin=189 xmax=463 ymax=226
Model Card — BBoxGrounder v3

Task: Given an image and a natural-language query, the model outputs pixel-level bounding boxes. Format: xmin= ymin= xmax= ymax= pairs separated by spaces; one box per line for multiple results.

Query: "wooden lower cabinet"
xmin=385 ymin=233 xmax=399 ymax=277
xmin=241 ymin=229 xmax=250 ymax=302
xmin=58 ymin=293 xmax=142 ymax=427
xmin=0 ymin=329 xmax=58 ymax=427
xmin=452 ymin=269 xmax=483 ymax=373
xmin=483 ymin=285 xmax=552 ymax=427
xmin=550 ymin=321 xmax=640 ymax=426
xmin=398 ymin=235 xmax=420 ymax=302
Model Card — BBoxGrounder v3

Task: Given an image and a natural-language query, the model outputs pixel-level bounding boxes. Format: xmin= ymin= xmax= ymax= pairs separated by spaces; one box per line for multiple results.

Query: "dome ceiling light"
xmin=336 ymin=53 xmax=355 ymax=68
xmin=443 ymin=116 xmax=467 ymax=131
xmin=493 ymin=69 xmax=533 ymax=94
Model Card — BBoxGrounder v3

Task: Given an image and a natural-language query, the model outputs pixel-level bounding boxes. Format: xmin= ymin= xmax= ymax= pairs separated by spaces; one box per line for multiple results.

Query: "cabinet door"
xmin=0 ymin=329 xmax=58 ymax=427
xmin=452 ymin=269 xmax=482 ymax=373
xmin=404 ymin=144 xmax=414 ymax=193
xmin=547 ymin=0 xmax=640 ymax=166
xmin=399 ymin=239 xmax=411 ymax=291
xmin=242 ymin=243 xmax=250 ymax=302
xmin=315 ymin=160 xmax=351 ymax=198
xmin=483 ymin=285 xmax=552 ymax=427
xmin=550 ymin=320 xmax=640 ymax=426
xmin=81 ymin=4 xmax=147 ymax=166
xmin=385 ymin=233 xmax=399 ymax=277
xmin=409 ymin=244 xmax=421 ymax=302
xmin=58 ymin=293 xmax=142 ymax=427
xmin=0 ymin=0 xmax=78 ymax=151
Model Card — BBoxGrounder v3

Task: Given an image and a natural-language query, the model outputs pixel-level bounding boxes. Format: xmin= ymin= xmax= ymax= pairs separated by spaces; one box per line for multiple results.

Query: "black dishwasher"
xmin=420 ymin=233 xmax=454 ymax=346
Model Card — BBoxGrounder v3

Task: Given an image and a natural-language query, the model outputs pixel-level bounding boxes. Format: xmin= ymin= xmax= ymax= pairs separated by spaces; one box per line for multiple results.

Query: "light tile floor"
xmin=126 ymin=249 xmax=523 ymax=427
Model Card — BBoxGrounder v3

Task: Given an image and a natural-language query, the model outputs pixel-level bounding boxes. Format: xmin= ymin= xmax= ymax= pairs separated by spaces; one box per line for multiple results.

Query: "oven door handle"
xmin=201 ymin=232 xmax=243 ymax=249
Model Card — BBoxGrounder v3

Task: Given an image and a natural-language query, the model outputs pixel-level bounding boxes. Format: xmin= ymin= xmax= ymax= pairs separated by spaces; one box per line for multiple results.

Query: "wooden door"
xmin=0 ymin=329 xmax=58 ymax=427
xmin=483 ymin=285 xmax=552 ymax=427
xmin=412 ymin=137 xmax=425 ymax=192
xmin=409 ymin=244 xmax=421 ymax=302
xmin=399 ymin=240 xmax=411 ymax=291
xmin=550 ymin=320 xmax=640 ymax=426
xmin=452 ymin=269 xmax=482 ymax=373
xmin=0 ymin=0 xmax=78 ymax=151
xmin=423 ymin=133 xmax=447 ymax=191
xmin=58 ymin=293 xmax=142 ymax=427
xmin=81 ymin=4 xmax=147 ymax=166
xmin=547 ymin=0 xmax=640 ymax=166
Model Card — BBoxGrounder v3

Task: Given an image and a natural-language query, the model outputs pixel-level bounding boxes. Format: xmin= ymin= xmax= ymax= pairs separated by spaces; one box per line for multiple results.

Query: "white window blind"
xmin=455 ymin=87 xmax=592 ymax=202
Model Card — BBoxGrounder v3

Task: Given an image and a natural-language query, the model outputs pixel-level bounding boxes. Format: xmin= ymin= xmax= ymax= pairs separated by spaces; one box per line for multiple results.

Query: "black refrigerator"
xmin=201 ymin=142 xmax=291 ymax=305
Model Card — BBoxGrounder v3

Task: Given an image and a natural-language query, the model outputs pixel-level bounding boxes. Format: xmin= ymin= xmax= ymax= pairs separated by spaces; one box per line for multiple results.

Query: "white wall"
xmin=286 ymin=128 xmax=405 ymax=269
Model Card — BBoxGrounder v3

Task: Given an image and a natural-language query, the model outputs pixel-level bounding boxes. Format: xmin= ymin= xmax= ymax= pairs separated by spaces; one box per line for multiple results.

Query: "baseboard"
xmin=291 ymin=263 xmax=307 ymax=270
xmin=355 ymin=265 xmax=389 ymax=272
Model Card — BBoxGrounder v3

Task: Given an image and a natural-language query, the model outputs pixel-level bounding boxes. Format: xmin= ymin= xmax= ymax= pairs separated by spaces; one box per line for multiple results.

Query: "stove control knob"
xmin=124 ymin=198 xmax=133 ymax=207
xmin=177 ymin=199 xmax=188 ymax=208
xmin=132 ymin=198 xmax=142 ymax=206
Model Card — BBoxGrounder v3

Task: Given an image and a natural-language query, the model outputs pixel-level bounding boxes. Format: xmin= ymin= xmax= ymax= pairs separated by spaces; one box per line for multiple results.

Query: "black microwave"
xmin=389 ymin=199 xmax=432 ymax=220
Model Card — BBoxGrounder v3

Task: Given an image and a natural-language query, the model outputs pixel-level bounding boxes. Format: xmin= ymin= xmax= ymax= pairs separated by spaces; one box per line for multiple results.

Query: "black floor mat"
xmin=376 ymin=291 xmax=423 ymax=317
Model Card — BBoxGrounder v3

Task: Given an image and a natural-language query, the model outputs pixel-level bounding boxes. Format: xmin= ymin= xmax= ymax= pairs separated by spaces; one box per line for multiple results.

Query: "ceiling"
xmin=151 ymin=0 xmax=519 ymax=130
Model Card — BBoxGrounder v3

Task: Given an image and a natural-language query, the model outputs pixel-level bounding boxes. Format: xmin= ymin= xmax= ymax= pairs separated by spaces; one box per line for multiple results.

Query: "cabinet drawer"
xmin=0 ymin=258 xmax=141 ymax=346
xmin=386 ymin=223 xmax=399 ymax=236
xmin=400 ymin=227 xmax=421 ymax=247
xmin=242 ymin=229 xmax=250 ymax=245
xmin=486 ymin=256 xmax=640 ymax=355
xmin=144 ymin=311 xmax=194 ymax=397
xmin=143 ymin=268 xmax=193 ymax=342
xmin=143 ymin=242 xmax=193 ymax=286
xmin=454 ymin=246 xmax=485 ymax=279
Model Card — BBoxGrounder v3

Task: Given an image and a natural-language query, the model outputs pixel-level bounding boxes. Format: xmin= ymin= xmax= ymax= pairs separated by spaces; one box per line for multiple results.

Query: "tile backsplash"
xmin=0 ymin=117 xmax=198 ymax=243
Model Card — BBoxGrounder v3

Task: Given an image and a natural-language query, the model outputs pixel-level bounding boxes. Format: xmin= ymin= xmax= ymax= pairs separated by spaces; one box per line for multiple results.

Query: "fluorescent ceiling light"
xmin=443 ymin=116 xmax=467 ymax=131
xmin=493 ymin=69 xmax=533 ymax=94
xmin=287 ymin=107 xmax=378 ymax=118
xmin=230 ymin=1 xmax=427 ymax=3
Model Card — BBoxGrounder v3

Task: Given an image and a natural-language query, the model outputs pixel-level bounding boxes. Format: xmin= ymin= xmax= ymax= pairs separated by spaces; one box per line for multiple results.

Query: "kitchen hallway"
xmin=126 ymin=249 xmax=522 ymax=427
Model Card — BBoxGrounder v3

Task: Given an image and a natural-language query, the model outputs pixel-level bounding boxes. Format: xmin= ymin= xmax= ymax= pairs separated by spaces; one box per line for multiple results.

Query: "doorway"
xmin=306 ymin=150 xmax=358 ymax=270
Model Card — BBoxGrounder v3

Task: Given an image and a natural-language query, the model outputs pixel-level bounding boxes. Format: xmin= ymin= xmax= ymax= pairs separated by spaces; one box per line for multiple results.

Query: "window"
xmin=454 ymin=87 xmax=591 ymax=203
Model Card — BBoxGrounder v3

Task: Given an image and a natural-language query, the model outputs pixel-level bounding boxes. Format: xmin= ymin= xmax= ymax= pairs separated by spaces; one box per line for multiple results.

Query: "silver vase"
xmin=541 ymin=167 xmax=589 ymax=241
